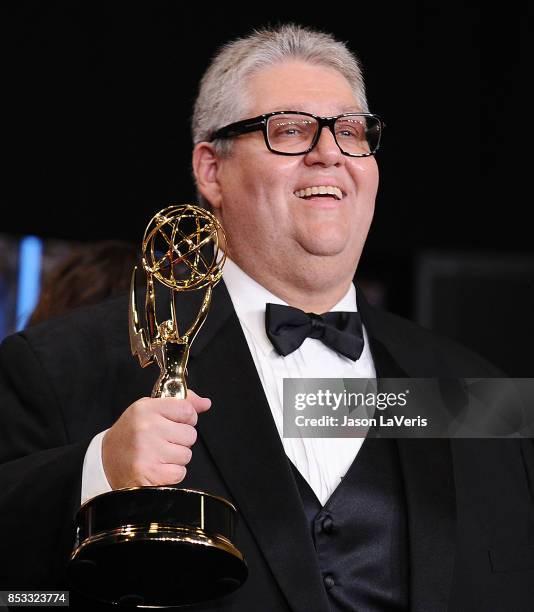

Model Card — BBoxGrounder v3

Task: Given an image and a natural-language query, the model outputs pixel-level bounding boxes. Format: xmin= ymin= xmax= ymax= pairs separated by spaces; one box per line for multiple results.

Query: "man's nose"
xmin=304 ymin=127 xmax=344 ymax=166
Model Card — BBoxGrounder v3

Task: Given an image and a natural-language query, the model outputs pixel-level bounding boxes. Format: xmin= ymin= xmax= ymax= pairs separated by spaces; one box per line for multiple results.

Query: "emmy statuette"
xmin=68 ymin=205 xmax=247 ymax=607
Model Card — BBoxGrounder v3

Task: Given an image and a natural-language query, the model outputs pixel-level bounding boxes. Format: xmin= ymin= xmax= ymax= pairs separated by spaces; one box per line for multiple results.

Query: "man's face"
xmin=200 ymin=61 xmax=379 ymax=287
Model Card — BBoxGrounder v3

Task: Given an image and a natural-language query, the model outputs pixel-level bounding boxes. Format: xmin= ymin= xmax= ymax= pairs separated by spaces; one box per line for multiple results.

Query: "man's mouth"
xmin=293 ymin=185 xmax=343 ymax=200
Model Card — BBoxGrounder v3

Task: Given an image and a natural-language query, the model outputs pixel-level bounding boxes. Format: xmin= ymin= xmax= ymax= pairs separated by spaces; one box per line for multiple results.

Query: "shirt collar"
xmin=222 ymin=256 xmax=357 ymax=357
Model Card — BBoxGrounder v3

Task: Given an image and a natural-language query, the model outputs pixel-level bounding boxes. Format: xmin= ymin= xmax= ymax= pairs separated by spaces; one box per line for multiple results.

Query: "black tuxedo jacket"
xmin=0 ymin=283 xmax=533 ymax=611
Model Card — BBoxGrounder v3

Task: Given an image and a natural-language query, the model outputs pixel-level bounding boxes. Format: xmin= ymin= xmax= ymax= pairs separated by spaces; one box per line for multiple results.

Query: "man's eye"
xmin=273 ymin=122 xmax=302 ymax=136
xmin=270 ymin=120 xmax=313 ymax=138
xmin=274 ymin=125 xmax=297 ymax=133
xmin=336 ymin=120 xmax=364 ymax=139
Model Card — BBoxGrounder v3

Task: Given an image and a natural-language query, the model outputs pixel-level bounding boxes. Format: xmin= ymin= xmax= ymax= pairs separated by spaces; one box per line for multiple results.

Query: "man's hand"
xmin=102 ymin=390 xmax=211 ymax=489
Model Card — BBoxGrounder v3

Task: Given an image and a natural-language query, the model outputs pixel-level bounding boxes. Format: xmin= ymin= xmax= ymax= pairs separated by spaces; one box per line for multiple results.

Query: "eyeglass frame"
xmin=209 ymin=110 xmax=385 ymax=157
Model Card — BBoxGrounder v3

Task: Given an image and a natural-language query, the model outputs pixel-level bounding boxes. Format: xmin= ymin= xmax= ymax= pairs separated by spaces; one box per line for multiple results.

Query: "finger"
xmin=155 ymin=463 xmax=187 ymax=485
xmin=155 ymin=399 xmax=199 ymax=426
xmin=186 ymin=389 xmax=212 ymax=413
xmin=163 ymin=422 xmax=197 ymax=448
xmin=159 ymin=440 xmax=193 ymax=466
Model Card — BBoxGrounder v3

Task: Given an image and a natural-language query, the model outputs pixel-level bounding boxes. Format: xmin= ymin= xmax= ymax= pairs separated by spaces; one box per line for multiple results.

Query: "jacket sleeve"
xmin=0 ymin=332 xmax=90 ymax=589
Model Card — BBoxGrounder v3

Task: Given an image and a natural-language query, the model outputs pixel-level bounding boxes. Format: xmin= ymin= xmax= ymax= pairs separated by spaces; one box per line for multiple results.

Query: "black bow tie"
xmin=265 ymin=303 xmax=364 ymax=361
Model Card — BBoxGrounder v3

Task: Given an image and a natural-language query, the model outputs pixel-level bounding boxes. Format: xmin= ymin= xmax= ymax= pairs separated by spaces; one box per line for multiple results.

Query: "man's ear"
xmin=192 ymin=143 xmax=223 ymax=209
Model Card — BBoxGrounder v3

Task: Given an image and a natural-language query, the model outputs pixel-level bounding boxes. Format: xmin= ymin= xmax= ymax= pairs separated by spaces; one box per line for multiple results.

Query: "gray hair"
xmin=191 ymin=24 xmax=369 ymax=205
xmin=192 ymin=24 xmax=368 ymax=146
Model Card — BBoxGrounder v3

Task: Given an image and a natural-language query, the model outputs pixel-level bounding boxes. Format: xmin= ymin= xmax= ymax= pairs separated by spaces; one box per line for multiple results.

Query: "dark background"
xmin=3 ymin=2 xmax=532 ymax=373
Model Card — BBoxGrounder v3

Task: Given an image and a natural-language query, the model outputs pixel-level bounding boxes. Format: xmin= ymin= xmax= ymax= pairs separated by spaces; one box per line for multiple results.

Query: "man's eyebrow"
xmin=267 ymin=105 xmax=365 ymax=114
xmin=269 ymin=105 xmax=309 ymax=112
xmin=341 ymin=106 xmax=364 ymax=113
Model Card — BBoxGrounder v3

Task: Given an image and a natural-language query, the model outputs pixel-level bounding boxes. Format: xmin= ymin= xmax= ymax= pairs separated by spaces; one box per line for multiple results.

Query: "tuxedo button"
xmin=321 ymin=515 xmax=334 ymax=534
xmin=323 ymin=574 xmax=335 ymax=590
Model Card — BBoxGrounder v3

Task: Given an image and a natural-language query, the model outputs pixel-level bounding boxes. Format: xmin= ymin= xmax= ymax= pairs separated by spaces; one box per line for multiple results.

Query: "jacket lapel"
xmin=187 ymin=282 xmax=331 ymax=612
xmin=357 ymin=288 xmax=456 ymax=612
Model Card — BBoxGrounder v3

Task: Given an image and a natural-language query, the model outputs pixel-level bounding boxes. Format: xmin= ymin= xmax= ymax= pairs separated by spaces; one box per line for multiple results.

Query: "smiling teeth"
xmin=294 ymin=186 xmax=343 ymax=200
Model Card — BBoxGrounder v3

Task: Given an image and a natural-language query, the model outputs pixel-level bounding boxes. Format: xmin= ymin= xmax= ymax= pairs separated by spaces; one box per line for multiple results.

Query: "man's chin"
xmin=295 ymin=228 xmax=347 ymax=253
xmin=299 ymin=240 xmax=349 ymax=258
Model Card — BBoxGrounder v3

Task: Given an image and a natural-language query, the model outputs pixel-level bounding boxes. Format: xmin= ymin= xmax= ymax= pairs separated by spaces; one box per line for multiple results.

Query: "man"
xmin=1 ymin=24 xmax=533 ymax=612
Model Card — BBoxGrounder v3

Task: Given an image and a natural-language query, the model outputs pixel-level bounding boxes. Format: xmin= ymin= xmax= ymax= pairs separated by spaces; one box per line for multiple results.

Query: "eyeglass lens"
xmin=266 ymin=114 xmax=380 ymax=155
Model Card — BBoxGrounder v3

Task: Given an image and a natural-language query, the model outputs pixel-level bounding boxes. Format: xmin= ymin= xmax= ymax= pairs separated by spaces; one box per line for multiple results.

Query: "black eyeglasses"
xmin=209 ymin=111 xmax=384 ymax=157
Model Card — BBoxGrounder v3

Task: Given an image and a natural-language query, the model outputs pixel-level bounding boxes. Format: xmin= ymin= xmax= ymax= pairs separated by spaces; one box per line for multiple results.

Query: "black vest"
xmin=290 ymin=438 xmax=409 ymax=611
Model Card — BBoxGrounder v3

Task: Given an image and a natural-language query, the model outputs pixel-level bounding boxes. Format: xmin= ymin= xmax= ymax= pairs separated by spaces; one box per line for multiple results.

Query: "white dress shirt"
xmin=81 ymin=257 xmax=376 ymax=506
